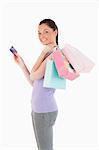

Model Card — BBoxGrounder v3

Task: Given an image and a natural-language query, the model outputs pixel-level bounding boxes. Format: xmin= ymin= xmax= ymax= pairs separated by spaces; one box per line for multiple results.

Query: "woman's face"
xmin=38 ymin=23 xmax=57 ymax=45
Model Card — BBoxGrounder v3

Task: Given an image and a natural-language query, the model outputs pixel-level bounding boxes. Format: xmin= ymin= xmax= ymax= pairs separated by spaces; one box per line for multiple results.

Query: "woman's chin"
xmin=41 ymin=41 xmax=50 ymax=45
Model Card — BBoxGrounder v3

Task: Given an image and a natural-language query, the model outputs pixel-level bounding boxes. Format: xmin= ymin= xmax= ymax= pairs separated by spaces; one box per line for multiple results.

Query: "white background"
xmin=0 ymin=0 xmax=99 ymax=150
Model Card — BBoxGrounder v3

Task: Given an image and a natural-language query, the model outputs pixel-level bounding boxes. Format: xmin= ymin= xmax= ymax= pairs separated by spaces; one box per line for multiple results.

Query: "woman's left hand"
xmin=42 ymin=44 xmax=56 ymax=55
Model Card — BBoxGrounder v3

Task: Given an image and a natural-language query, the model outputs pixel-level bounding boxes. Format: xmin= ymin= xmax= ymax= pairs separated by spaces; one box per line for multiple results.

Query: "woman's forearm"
xmin=33 ymin=51 xmax=46 ymax=71
xmin=33 ymin=50 xmax=53 ymax=71
xmin=20 ymin=64 xmax=34 ymax=86
xmin=33 ymin=45 xmax=56 ymax=71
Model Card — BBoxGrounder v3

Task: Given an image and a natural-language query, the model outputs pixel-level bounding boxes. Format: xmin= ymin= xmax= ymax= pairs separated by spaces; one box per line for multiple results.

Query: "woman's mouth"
xmin=41 ymin=38 xmax=47 ymax=42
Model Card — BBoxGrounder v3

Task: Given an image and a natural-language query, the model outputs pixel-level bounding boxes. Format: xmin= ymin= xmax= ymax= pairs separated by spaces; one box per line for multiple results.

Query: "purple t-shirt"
xmin=31 ymin=78 xmax=58 ymax=113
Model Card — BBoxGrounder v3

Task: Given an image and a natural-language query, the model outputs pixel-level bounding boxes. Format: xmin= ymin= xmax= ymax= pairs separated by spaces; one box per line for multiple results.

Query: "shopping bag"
xmin=43 ymin=59 xmax=66 ymax=89
xmin=62 ymin=43 xmax=95 ymax=73
xmin=52 ymin=49 xmax=80 ymax=80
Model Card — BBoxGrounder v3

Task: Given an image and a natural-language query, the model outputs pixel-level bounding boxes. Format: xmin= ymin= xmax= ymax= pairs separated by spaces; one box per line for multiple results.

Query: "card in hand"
xmin=10 ymin=46 xmax=17 ymax=55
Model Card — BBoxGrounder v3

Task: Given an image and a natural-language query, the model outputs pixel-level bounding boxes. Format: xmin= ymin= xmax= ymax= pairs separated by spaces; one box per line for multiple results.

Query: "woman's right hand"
xmin=13 ymin=53 xmax=25 ymax=68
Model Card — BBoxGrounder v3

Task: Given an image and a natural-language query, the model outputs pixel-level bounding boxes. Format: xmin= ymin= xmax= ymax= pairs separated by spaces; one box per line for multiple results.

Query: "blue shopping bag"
xmin=43 ymin=59 xmax=66 ymax=89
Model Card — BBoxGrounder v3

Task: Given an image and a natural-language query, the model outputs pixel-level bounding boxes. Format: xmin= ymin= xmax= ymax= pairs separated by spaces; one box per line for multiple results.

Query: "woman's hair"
xmin=39 ymin=19 xmax=58 ymax=45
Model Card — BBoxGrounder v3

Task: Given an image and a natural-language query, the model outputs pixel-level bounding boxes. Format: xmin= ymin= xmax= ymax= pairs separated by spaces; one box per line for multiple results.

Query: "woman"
xmin=14 ymin=19 xmax=59 ymax=150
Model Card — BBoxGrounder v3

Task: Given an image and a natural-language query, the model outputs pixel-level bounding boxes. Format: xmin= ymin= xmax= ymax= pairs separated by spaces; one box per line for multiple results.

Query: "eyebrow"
xmin=38 ymin=28 xmax=49 ymax=33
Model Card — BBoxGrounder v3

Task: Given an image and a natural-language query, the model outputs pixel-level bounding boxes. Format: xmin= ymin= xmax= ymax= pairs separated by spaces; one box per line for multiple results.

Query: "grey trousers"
xmin=31 ymin=110 xmax=58 ymax=150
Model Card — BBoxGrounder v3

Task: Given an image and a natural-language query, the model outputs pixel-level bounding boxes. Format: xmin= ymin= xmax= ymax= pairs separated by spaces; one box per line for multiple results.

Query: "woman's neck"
xmin=45 ymin=42 xmax=58 ymax=49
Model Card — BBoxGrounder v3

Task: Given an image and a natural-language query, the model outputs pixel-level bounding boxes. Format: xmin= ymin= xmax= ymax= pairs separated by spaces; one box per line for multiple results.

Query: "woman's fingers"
xmin=43 ymin=45 xmax=55 ymax=54
xmin=13 ymin=54 xmax=19 ymax=63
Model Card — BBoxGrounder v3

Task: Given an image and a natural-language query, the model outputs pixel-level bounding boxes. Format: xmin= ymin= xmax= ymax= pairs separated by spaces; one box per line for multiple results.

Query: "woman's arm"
xmin=13 ymin=53 xmax=33 ymax=86
xmin=30 ymin=54 xmax=52 ymax=81
xmin=20 ymin=64 xmax=34 ymax=86
xmin=33 ymin=45 xmax=55 ymax=71
xmin=33 ymin=51 xmax=46 ymax=71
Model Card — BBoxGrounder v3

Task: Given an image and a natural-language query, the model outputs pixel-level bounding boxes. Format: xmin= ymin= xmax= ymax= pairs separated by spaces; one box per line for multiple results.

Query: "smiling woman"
xmin=38 ymin=24 xmax=58 ymax=45
xmin=39 ymin=18 xmax=58 ymax=45
xmin=13 ymin=19 xmax=59 ymax=150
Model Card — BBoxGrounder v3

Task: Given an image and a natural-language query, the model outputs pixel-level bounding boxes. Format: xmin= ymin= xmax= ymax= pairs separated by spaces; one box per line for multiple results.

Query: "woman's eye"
xmin=45 ymin=30 xmax=49 ymax=33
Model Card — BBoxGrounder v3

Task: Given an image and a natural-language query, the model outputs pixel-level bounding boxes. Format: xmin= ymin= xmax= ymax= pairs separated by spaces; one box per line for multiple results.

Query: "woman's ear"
xmin=54 ymin=29 xmax=58 ymax=36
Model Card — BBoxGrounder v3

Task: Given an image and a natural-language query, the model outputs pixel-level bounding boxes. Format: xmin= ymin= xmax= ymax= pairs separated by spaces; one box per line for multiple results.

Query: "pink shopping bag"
xmin=52 ymin=49 xmax=80 ymax=81
xmin=62 ymin=43 xmax=95 ymax=73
